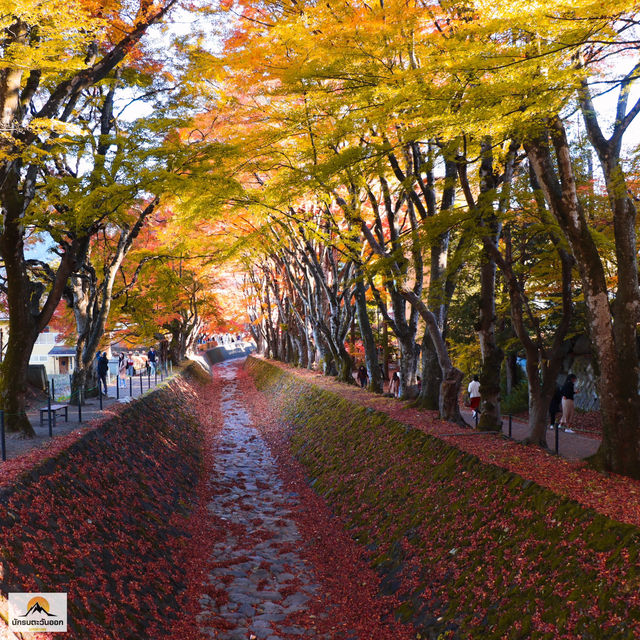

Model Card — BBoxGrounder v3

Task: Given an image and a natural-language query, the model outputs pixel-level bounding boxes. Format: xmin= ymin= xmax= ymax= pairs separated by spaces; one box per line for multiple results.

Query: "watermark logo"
xmin=8 ymin=593 xmax=67 ymax=632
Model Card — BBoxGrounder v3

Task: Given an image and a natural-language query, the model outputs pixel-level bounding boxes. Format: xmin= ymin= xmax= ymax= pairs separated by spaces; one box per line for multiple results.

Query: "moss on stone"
xmin=246 ymin=357 xmax=640 ymax=639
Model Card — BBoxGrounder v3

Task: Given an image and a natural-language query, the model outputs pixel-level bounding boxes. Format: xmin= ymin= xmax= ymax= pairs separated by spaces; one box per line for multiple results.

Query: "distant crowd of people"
xmin=95 ymin=347 xmax=161 ymax=396
xmin=197 ymin=332 xmax=246 ymax=346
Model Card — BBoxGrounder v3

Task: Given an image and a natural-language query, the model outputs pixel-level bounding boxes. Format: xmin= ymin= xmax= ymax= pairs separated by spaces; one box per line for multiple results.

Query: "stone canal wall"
xmin=247 ymin=355 xmax=640 ymax=640
xmin=0 ymin=370 xmax=205 ymax=639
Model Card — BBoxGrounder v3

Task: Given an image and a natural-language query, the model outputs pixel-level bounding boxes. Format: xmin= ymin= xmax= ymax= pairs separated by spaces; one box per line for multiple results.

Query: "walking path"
xmin=3 ymin=371 xmax=175 ymax=461
xmin=353 ymin=369 xmax=600 ymax=462
xmin=198 ymin=364 xmax=325 ymax=639
xmin=349 ymin=369 xmax=601 ymax=462
xmin=458 ymin=407 xmax=600 ymax=460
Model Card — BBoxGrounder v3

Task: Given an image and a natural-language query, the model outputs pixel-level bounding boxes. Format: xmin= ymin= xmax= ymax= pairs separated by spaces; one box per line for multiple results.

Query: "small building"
xmin=28 ymin=328 xmax=76 ymax=375
xmin=47 ymin=345 xmax=76 ymax=375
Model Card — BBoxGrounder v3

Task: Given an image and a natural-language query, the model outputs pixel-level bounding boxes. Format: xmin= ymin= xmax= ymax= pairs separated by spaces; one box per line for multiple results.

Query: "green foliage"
xmin=501 ymin=379 xmax=529 ymax=415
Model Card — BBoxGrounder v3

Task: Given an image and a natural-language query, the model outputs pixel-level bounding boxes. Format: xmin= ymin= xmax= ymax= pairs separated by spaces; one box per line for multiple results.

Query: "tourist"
xmin=97 ymin=352 xmax=109 ymax=397
xmin=389 ymin=371 xmax=400 ymax=397
xmin=126 ymin=352 xmax=135 ymax=377
xmin=147 ymin=346 xmax=157 ymax=374
xmin=468 ymin=375 xmax=481 ymax=418
xmin=559 ymin=373 xmax=578 ymax=433
xmin=118 ymin=353 xmax=127 ymax=388
xmin=357 ymin=365 xmax=368 ymax=388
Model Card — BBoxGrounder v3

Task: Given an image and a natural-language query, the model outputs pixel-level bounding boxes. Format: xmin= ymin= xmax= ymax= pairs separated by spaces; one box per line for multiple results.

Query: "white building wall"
xmin=29 ymin=330 xmax=65 ymax=375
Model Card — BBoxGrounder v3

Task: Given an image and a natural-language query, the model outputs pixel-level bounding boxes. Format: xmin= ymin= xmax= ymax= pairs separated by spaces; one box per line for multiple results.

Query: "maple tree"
xmin=59 ymin=114 xmax=226 ymax=401
xmin=209 ymin=0 xmax=640 ymax=475
xmin=112 ymin=213 xmax=223 ymax=363
xmin=0 ymin=0 xmax=185 ymax=434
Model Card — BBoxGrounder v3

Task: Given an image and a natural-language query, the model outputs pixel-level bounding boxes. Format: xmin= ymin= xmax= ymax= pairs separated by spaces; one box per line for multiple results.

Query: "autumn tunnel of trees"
xmin=1 ymin=1 xmax=640 ymax=478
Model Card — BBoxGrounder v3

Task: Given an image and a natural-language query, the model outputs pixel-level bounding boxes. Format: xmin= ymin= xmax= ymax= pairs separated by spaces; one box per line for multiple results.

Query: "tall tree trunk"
xmin=417 ymin=328 xmax=442 ymax=409
xmin=382 ymin=319 xmax=389 ymax=381
xmin=505 ymin=353 xmax=518 ymax=395
xmin=0 ymin=195 xmax=38 ymax=435
xmin=304 ymin=316 xmax=315 ymax=369
xmin=527 ymin=119 xmax=640 ymax=477
xmin=397 ymin=336 xmax=419 ymax=399
xmin=476 ymin=138 xmax=503 ymax=431
xmin=477 ymin=256 xmax=503 ymax=430
xmin=0 ymin=326 xmax=36 ymax=436
xmin=335 ymin=346 xmax=354 ymax=384
xmin=416 ymin=156 xmax=457 ymax=409
xmin=525 ymin=356 xmax=564 ymax=448
xmin=579 ymin=86 xmax=640 ymax=476
xmin=354 ymin=272 xmax=382 ymax=393
xmin=69 ymin=267 xmax=92 ymax=404
xmin=400 ymin=288 xmax=466 ymax=425
xmin=312 ymin=323 xmax=334 ymax=375
xmin=527 ymin=373 xmax=553 ymax=447
xmin=0 ymin=181 xmax=77 ymax=434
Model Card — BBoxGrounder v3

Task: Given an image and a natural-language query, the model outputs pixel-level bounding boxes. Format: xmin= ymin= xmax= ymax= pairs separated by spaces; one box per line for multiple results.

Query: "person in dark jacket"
xmin=97 ymin=352 xmax=109 ymax=396
xmin=147 ymin=347 xmax=157 ymax=374
xmin=558 ymin=374 xmax=578 ymax=433
xmin=549 ymin=386 xmax=563 ymax=430
xmin=357 ymin=365 xmax=368 ymax=388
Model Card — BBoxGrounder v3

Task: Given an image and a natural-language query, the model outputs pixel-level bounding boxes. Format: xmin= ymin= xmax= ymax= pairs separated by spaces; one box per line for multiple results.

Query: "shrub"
xmin=501 ymin=378 xmax=529 ymax=414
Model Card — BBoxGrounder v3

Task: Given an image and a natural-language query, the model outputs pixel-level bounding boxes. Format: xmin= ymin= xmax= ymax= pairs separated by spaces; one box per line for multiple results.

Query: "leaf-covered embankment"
xmin=0 ymin=365 xmax=211 ymax=640
xmin=247 ymin=356 xmax=640 ymax=640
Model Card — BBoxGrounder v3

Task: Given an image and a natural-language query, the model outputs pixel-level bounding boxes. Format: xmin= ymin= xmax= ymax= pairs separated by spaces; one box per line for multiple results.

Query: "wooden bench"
xmin=39 ymin=404 xmax=69 ymax=427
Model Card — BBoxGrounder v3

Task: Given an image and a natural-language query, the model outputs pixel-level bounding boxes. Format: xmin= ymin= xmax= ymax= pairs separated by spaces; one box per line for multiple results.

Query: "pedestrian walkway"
xmin=198 ymin=365 xmax=328 ymax=639
xmin=459 ymin=407 xmax=600 ymax=460
xmin=3 ymin=371 xmax=175 ymax=461
xmin=260 ymin=360 xmax=603 ymax=467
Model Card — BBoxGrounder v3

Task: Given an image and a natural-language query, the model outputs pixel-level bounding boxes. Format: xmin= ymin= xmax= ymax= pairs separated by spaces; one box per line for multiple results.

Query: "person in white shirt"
xmin=468 ymin=375 xmax=481 ymax=418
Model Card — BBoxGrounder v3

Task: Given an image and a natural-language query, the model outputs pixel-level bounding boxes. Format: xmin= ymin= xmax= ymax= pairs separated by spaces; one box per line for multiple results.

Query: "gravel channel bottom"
xmin=197 ymin=365 xmax=328 ymax=640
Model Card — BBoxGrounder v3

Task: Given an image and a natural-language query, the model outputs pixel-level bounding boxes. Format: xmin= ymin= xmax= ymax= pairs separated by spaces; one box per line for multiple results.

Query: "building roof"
xmin=48 ymin=345 xmax=76 ymax=356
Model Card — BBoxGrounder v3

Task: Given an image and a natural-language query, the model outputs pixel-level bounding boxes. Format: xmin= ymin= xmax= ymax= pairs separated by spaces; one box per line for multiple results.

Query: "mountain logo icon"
xmin=9 ymin=592 xmax=67 ymax=632
xmin=19 ymin=596 xmax=58 ymax=618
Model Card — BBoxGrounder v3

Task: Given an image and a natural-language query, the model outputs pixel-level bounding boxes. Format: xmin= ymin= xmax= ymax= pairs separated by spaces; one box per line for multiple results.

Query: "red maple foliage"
xmin=260 ymin=358 xmax=640 ymax=529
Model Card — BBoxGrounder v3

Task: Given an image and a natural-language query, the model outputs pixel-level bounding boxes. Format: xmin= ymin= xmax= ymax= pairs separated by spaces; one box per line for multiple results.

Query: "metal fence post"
xmin=148 ymin=370 xmax=151 ymax=390
xmin=474 ymin=411 xmax=478 ymax=429
xmin=47 ymin=383 xmax=53 ymax=437
xmin=1 ymin=409 xmax=6 ymax=461
xmin=78 ymin=389 xmax=82 ymax=423
xmin=51 ymin=379 xmax=55 ymax=403
xmin=99 ymin=383 xmax=103 ymax=410
xmin=508 ymin=414 xmax=512 ymax=438
xmin=139 ymin=371 xmax=143 ymax=394
xmin=129 ymin=375 xmax=133 ymax=396
xmin=116 ymin=378 xmax=120 ymax=400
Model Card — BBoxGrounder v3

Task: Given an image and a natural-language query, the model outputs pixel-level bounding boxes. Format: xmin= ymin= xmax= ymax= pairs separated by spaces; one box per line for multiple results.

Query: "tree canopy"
xmin=1 ymin=0 xmax=640 ymax=477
